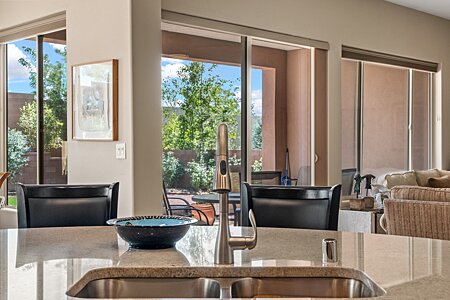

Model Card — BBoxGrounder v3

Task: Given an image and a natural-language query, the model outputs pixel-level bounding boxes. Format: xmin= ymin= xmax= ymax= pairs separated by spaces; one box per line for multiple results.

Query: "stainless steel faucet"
xmin=213 ymin=123 xmax=257 ymax=265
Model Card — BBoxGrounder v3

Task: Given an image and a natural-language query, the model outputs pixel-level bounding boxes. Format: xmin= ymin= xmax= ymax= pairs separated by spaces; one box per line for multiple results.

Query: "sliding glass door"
xmin=161 ymin=27 xmax=242 ymax=195
xmin=161 ymin=22 xmax=326 ymax=205
xmin=250 ymin=39 xmax=313 ymax=185
xmin=341 ymin=58 xmax=432 ymax=179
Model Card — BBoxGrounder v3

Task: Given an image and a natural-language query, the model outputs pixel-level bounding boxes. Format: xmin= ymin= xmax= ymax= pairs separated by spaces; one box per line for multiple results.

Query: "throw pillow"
xmin=428 ymin=175 xmax=450 ymax=188
xmin=385 ymin=171 xmax=418 ymax=189
xmin=415 ymin=169 xmax=440 ymax=186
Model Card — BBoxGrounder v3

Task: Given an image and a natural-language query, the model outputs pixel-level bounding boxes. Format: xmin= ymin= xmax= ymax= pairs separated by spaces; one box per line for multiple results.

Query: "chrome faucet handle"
xmin=246 ymin=209 xmax=257 ymax=249
xmin=229 ymin=209 xmax=257 ymax=250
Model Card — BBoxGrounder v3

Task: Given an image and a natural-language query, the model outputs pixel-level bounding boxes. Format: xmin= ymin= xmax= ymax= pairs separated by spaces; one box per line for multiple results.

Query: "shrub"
xmin=18 ymin=101 xmax=63 ymax=151
xmin=187 ymin=159 xmax=214 ymax=192
xmin=7 ymin=128 xmax=30 ymax=183
xmin=162 ymin=151 xmax=184 ymax=188
xmin=252 ymin=158 xmax=263 ymax=172
xmin=229 ymin=154 xmax=241 ymax=167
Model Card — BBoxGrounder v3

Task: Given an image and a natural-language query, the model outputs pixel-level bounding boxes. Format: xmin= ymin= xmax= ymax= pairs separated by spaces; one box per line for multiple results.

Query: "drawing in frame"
xmin=72 ymin=59 xmax=118 ymax=141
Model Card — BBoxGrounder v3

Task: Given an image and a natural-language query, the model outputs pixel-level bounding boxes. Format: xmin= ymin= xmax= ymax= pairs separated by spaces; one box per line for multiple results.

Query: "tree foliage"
xmin=18 ymin=46 xmax=67 ymax=139
xmin=7 ymin=128 xmax=29 ymax=183
xmin=18 ymin=101 xmax=63 ymax=151
xmin=252 ymin=118 xmax=262 ymax=149
xmin=162 ymin=62 xmax=240 ymax=156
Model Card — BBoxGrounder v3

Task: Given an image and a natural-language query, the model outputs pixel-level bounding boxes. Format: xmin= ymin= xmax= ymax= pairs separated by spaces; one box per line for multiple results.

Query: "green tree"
xmin=7 ymin=128 xmax=30 ymax=183
xmin=18 ymin=46 xmax=67 ymax=139
xmin=18 ymin=101 xmax=63 ymax=151
xmin=162 ymin=62 xmax=240 ymax=157
xmin=252 ymin=118 xmax=262 ymax=149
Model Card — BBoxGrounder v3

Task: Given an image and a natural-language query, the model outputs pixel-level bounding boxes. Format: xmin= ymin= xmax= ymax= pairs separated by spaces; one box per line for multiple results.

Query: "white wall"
xmin=162 ymin=0 xmax=450 ymax=183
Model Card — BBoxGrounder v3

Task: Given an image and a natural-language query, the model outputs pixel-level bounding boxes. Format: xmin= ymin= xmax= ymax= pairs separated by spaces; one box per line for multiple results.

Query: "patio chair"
xmin=162 ymin=181 xmax=212 ymax=225
xmin=291 ymin=166 xmax=311 ymax=186
xmin=341 ymin=168 xmax=356 ymax=196
xmin=16 ymin=182 xmax=119 ymax=228
xmin=241 ymin=183 xmax=341 ymax=230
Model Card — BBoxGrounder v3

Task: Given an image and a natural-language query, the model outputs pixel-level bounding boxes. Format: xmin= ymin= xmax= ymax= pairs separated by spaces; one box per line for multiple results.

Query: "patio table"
xmin=192 ymin=193 xmax=241 ymax=225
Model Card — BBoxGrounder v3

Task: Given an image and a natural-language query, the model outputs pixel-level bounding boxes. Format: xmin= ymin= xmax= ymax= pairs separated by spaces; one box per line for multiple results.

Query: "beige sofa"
xmin=375 ymin=169 xmax=450 ymax=189
xmin=381 ymin=186 xmax=450 ymax=240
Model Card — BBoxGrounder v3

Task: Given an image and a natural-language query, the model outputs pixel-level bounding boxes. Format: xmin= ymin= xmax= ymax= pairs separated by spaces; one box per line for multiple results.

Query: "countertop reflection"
xmin=1 ymin=226 xmax=450 ymax=299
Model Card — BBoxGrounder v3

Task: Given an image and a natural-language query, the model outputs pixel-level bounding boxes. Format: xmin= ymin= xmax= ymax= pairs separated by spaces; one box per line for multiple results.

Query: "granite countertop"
xmin=1 ymin=226 xmax=450 ymax=299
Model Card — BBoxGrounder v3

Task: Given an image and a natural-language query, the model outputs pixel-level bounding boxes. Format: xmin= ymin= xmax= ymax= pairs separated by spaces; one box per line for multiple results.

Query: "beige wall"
xmin=0 ymin=0 xmax=67 ymax=30
xmin=162 ymin=0 xmax=450 ymax=184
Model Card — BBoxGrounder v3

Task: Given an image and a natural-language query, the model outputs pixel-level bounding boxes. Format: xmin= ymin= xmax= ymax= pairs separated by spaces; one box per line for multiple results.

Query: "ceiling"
xmin=386 ymin=0 xmax=450 ymax=20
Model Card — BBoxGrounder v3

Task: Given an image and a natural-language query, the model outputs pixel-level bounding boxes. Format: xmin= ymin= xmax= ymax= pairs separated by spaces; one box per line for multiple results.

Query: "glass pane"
xmin=412 ymin=70 xmax=430 ymax=170
xmin=43 ymin=30 xmax=68 ymax=184
xmin=341 ymin=59 xmax=358 ymax=195
xmin=362 ymin=62 xmax=408 ymax=175
xmin=6 ymin=38 xmax=37 ymax=206
xmin=341 ymin=59 xmax=358 ymax=170
xmin=161 ymin=27 xmax=241 ymax=213
xmin=250 ymin=39 xmax=311 ymax=186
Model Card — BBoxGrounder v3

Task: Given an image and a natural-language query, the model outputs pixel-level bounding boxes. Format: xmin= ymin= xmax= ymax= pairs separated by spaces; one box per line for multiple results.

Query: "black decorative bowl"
xmin=107 ymin=215 xmax=197 ymax=249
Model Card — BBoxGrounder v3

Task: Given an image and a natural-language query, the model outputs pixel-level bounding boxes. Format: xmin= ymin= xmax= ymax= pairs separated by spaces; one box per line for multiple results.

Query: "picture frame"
xmin=72 ymin=59 xmax=118 ymax=141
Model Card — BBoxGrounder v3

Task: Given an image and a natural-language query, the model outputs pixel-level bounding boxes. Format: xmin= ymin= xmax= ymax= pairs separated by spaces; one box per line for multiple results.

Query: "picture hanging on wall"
xmin=72 ymin=59 xmax=118 ymax=141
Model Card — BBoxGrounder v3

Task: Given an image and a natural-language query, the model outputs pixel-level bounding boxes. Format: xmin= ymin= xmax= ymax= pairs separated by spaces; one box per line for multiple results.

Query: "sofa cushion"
xmin=428 ymin=175 xmax=450 ymax=188
xmin=390 ymin=185 xmax=450 ymax=202
xmin=415 ymin=169 xmax=440 ymax=186
xmin=385 ymin=171 xmax=418 ymax=189
xmin=438 ymin=170 xmax=450 ymax=177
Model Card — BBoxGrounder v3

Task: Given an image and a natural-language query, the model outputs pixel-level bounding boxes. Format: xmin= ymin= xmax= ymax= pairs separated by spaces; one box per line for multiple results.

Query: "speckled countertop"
xmin=1 ymin=225 xmax=450 ymax=299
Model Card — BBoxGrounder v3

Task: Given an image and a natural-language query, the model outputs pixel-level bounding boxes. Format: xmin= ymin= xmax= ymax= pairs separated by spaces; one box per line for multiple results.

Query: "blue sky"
xmin=7 ymin=39 xmax=66 ymax=94
xmin=162 ymin=57 xmax=263 ymax=116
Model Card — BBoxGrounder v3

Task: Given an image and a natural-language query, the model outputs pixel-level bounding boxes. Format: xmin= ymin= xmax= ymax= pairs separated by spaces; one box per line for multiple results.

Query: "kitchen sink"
xmin=70 ymin=277 xmax=221 ymax=298
xmin=231 ymin=277 xmax=383 ymax=298
xmin=68 ymin=275 xmax=385 ymax=299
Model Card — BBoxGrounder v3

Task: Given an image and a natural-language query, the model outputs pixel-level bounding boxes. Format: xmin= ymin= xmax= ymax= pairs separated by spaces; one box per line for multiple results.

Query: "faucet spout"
xmin=213 ymin=123 xmax=257 ymax=265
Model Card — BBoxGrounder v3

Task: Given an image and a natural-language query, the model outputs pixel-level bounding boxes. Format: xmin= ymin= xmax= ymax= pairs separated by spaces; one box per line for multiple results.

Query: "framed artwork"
xmin=72 ymin=59 xmax=118 ymax=141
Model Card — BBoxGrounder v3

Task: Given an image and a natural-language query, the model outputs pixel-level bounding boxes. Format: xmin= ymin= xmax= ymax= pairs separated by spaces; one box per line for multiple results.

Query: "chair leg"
xmin=234 ymin=209 xmax=241 ymax=226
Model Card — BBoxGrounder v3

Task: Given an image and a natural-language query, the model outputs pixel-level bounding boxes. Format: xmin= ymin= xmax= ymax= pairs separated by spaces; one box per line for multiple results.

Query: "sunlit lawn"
xmin=8 ymin=196 xmax=16 ymax=207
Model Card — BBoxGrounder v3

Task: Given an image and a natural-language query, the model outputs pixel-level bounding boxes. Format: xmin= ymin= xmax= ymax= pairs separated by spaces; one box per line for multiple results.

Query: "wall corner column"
xmin=131 ymin=0 xmax=162 ymax=214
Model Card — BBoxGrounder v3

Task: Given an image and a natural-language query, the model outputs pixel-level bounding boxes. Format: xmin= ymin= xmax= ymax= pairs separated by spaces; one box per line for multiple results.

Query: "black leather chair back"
xmin=241 ymin=183 xmax=341 ymax=230
xmin=17 ymin=183 xmax=119 ymax=228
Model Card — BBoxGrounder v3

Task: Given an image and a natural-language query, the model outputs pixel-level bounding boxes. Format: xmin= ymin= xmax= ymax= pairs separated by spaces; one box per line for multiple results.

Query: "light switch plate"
xmin=116 ymin=143 xmax=126 ymax=159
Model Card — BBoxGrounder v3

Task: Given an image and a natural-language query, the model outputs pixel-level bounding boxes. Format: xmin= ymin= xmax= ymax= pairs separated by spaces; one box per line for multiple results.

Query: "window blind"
xmin=342 ymin=46 xmax=438 ymax=73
